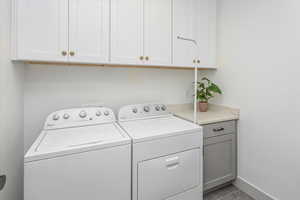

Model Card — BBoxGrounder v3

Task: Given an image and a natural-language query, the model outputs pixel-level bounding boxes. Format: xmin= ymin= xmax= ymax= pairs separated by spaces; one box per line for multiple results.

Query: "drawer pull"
xmin=166 ymin=156 xmax=180 ymax=169
xmin=213 ymin=127 xmax=225 ymax=132
xmin=166 ymin=162 xmax=179 ymax=170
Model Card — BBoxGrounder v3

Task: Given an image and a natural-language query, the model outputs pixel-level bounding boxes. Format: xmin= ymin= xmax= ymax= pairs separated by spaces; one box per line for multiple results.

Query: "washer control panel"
xmin=45 ymin=107 xmax=115 ymax=130
xmin=118 ymin=104 xmax=171 ymax=121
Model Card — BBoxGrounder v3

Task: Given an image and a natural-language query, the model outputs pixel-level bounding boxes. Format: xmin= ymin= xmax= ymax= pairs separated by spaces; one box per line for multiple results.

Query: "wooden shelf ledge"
xmin=25 ymin=61 xmax=217 ymax=71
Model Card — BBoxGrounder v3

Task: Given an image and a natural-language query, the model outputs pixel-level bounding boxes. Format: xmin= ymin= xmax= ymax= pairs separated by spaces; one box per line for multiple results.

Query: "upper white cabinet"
xmin=173 ymin=0 xmax=216 ymax=68
xmin=196 ymin=0 xmax=217 ymax=68
xmin=12 ymin=0 xmax=216 ymax=69
xmin=110 ymin=0 xmax=143 ymax=65
xmin=69 ymin=0 xmax=109 ymax=63
xmin=173 ymin=0 xmax=198 ymax=68
xmin=143 ymin=0 xmax=172 ymax=65
xmin=12 ymin=0 xmax=109 ymax=63
xmin=12 ymin=0 xmax=69 ymax=62
xmin=111 ymin=0 xmax=172 ymax=66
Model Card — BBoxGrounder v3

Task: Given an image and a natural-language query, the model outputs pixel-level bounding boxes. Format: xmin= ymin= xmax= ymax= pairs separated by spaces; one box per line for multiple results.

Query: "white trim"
xmin=234 ymin=177 xmax=279 ymax=200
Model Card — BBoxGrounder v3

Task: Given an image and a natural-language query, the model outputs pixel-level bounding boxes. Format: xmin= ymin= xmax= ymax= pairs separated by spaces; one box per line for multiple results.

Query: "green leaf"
xmin=208 ymin=83 xmax=222 ymax=94
xmin=202 ymin=77 xmax=210 ymax=83
xmin=206 ymin=91 xmax=213 ymax=97
xmin=198 ymin=83 xmax=205 ymax=89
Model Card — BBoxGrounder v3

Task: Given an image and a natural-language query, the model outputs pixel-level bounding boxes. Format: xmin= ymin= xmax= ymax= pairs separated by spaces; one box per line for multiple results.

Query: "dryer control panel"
xmin=118 ymin=104 xmax=171 ymax=121
xmin=44 ymin=107 xmax=115 ymax=130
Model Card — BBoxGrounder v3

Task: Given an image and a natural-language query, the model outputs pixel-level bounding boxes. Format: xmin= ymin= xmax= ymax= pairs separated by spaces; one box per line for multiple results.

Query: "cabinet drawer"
xmin=203 ymin=121 xmax=235 ymax=138
xmin=138 ymin=149 xmax=200 ymax=200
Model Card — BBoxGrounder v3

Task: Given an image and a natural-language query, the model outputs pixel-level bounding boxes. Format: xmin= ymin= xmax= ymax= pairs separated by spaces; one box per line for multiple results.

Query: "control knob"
xmin=161 ymin=105 xmax=167 ymax=111
xmin=144 ymin=106 xmax=150 ymax=112
xmin=104 ymin=111 xmax=110 ymax=116
xmin=63 ymin=113 xmax=70 ymax=119
xmin=96 ymin=111 xmax=102 ymax=117
xmin=52 ymin=114 xmax=60 ymax=121
xmin=155 ymin=105 xmax=160 ymax=111
xmin=79 ymin=111 xmax=87 ymax=118
xmin=132 ymin=108 xmax=138 ymax=113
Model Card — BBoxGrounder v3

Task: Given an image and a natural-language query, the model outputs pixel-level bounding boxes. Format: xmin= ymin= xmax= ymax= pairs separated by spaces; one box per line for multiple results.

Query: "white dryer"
xmin=118 ymin=104 xmax=203 ymax=200
xmin=25 ymin=107 xmax=131 ymax=200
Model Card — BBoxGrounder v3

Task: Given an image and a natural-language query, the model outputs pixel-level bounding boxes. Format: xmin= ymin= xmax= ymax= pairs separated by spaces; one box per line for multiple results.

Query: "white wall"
xmin=0 ymin=0 xmax=24 ymax=200
xmin=202 ymin=0 xmax=300 ymax=199
xmin=24 ymin=65 xmax=195 ymax=151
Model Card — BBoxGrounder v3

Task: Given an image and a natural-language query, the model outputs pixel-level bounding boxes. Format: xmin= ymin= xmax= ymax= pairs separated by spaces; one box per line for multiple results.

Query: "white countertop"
xmin=168 ymin=104 xmax=240 ymax=125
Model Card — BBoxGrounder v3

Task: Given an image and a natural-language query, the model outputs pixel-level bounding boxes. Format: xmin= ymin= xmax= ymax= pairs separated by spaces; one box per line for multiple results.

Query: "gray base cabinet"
xmin=203 ymin=120 xmax=237 ymax=192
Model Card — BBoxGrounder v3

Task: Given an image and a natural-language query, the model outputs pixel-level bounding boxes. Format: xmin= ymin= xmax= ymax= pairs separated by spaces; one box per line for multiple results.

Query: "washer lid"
xmin=25 ymin=123 xmax=130 ymax=162
xmin=119 ymin=116 xmax=202 ymax=143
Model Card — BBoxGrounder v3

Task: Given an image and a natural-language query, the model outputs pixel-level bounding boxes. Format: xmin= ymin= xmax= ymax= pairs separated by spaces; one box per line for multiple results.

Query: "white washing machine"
xmin=25 ymin=107 xmax=131 ymax=200
xmin=118 ymin=104 xmax=203 ymax=200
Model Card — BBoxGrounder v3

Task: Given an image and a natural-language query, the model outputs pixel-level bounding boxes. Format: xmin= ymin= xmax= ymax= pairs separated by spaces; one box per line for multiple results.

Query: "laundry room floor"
xmin=204 ymin=185 xmax=255 ymax=200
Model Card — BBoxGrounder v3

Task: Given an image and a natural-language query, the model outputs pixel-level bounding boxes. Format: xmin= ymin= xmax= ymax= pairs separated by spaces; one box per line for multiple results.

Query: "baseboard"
xmin=234 ymin=177 xmax=279 ymax=200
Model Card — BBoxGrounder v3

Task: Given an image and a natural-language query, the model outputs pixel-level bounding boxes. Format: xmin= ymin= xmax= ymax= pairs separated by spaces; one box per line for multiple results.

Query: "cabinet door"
xmin=111 ymin=0 xmax=143 ymax=65
xmin=69 ymin=0 xmax=109 ymax=63
xmin=143 ymin=0 xmax=172 ymax=65
xmin=204 ymin=134 xmax=236 ymax=191
xmin=196 ymin=0 xmax=216 ymax=68
xmin=173 ymin=0 xmax=197 ymax=67
xmin=16 ymin=0 xmax=68 ymax=61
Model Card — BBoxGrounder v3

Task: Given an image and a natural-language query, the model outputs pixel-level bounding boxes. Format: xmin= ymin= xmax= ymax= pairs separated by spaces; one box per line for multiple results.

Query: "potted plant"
xmin=197 ymin=77 xmax=222 ymax=112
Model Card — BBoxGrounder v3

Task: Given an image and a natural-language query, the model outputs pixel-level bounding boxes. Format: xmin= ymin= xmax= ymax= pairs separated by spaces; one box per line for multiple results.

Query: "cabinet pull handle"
xmin=145 ymin=56 xmax=149 ymax=61
xmin=61 ymin=51 xmax=67 ymax=56
xmin=166 ymin=162 xmax=179 ymax=169
xmin=166 ymin=156 xmax=180 ymax=169
xmin=70 ymin=51 xmax=75 ymax=56
xmin=213 ymin=127 xmax=224 ymax=132
xmin=139 ymin=56 xmax=144 ymax=60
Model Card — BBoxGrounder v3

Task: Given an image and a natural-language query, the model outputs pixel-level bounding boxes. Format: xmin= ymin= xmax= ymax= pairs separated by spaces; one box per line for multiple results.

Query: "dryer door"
xmin=138 ymin=148 xmax=201 ymax=200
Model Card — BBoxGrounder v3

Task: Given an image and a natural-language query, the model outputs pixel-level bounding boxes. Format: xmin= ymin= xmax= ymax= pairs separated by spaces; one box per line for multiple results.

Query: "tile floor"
xmin=204 ymin=185 xmax=255 ymax=200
